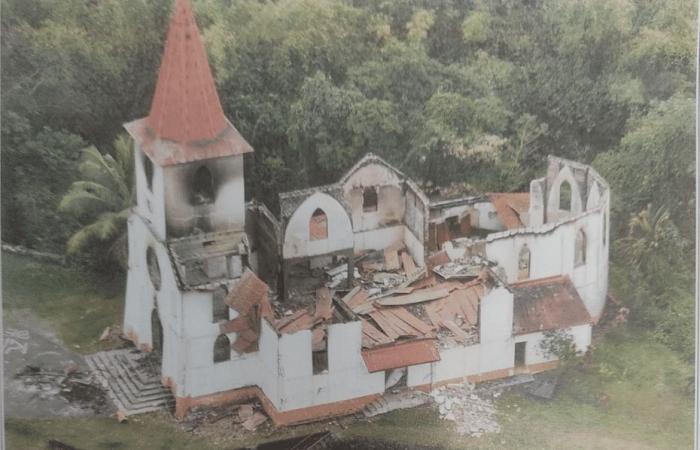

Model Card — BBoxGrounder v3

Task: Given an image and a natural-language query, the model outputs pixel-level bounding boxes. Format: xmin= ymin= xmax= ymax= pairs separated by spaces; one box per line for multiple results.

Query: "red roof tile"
xmin=487 ymin=193 xmax=530 ymax=230
xmin=125 ymin=0 xmax=253 ymax=165
xmin=220 ymin=271 xmax=273 ymax=353
xmin=361 ymin=338 xmax=440 ymax=373
xmin=510 ymin=275 xmax=592 ymax=335
xmin=149 ymin=0 xmax=226 ymax=142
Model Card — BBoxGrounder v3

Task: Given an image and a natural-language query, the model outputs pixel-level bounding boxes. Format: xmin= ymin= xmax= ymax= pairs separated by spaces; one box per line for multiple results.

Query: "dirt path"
xmin=3 ymin=309 xmax=113 ymax=418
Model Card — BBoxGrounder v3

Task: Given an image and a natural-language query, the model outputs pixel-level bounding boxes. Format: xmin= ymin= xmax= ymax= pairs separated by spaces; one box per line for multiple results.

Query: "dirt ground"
xmin=3 ymin=309 xmax=114 ymax=419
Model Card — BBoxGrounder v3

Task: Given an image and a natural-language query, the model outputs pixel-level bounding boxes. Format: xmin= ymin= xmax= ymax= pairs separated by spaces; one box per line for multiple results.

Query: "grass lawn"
xmin=343 ymin=328 xmax=694 ymax=450
xmin=2 ymin=253 xmax=124 ymax=353
xmin=3 ymin=253 xmax=695 ymax=449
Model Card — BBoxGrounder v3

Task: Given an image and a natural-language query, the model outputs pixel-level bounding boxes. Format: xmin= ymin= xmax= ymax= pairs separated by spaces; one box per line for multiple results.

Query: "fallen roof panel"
xmin=362 ymin=339 xmax=441 ymax=373
xmin=511 ymin=275 xmax=592 ymax=335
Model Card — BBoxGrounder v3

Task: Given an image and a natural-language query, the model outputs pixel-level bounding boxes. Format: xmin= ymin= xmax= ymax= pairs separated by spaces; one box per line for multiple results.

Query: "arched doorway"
xmin=151 ymin=308 xmax=163 ymax=357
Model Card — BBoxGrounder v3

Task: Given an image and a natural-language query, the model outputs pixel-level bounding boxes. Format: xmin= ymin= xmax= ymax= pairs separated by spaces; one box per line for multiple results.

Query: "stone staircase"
xmin=362 ymin=389 xmax=431 ymax=418
xmin=85 ymin=348 xmax=175 ymax=416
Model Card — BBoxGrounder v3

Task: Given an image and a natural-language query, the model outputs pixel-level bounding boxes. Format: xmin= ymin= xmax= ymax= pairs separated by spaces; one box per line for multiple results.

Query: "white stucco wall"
xmin=163 ymin=154 xmax=245 ymax=237
xmin=134 ymin=146 xmax=167 ymax=239
xmin=283 ymin=192 xmax=354 ymax=259
xmin=484 ymin=202 xmax=609 ymax=320
xmin=513 ymin=324 xmax=592 ymax=366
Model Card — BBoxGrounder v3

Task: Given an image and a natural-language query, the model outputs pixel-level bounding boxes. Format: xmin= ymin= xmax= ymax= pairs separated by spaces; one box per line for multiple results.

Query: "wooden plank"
xmin=387 ymin=307 xmax=434 ymax=335
xmin=275 ymin=309 xmax=307 ymax=329
xmin=423 ymin=301 xmax=443 ymax=328
xmin=314 ymin=287 xmax=333 ymax=321
xmin=278 ymin=311 xmax=315 ymax=333
xmin=401 ymin=252 xmax=417 ymax=276
xmin=369 ymin=312 xmax=400 ymax=340
xmin=362 ymin=319 xmax=393 ymax=345
xmin=312 ymin=328 xmax=326 ymax=351
xmin=375 ymin=288 xmax=449 ymax=306
xmin=378 ymin=309 xmax=419 ymax=336
xmin=340 ymin=286 xmax=362 ymax=305
xmin=442 ymin=319 xmax=469 ymax=344
xmin=346 ymin=289 xmax=370 ymax=309
xmin=384 ymin=247 xmax=401 ymax=271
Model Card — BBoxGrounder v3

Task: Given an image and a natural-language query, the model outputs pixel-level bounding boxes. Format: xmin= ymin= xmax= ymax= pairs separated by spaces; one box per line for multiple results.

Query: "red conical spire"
xmin=147 ymin=0 xmax=227 ymax=143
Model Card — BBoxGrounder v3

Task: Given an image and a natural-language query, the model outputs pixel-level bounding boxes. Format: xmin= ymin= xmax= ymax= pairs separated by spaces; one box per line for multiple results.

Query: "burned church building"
xmin=120 ymin=0 xmax=609 ymax=424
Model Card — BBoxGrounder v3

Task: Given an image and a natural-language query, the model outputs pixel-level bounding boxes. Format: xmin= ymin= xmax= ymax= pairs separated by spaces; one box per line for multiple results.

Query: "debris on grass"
xmin=431 ymin=382 xmax=500 ymax=437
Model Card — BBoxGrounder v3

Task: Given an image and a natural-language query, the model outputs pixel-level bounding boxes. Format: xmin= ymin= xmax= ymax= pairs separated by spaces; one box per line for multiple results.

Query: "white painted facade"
xmin=123 ymin=152 xmax=607 ymax=419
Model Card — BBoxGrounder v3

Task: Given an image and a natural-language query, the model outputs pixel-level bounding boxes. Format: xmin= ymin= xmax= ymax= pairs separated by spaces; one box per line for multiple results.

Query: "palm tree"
xmin=617 ymin=204 xmax=685 ymax=275
xmin=59 ymin=134 xmax=134 ymax=270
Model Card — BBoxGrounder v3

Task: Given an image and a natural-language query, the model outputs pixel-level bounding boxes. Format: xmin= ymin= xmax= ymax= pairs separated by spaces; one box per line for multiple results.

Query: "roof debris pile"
xmin=431 ymin=382 xmax=500 ymax=437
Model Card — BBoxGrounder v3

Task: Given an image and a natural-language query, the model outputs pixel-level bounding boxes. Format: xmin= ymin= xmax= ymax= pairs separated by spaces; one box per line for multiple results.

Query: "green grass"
xmin=3 ymin=253 xmax=695 ymax=449
xmin=2 ymin=253 xmax=124 ymax=353
xmin=5 ymin=414 xmax=218 ymax=450
xmin=343 ymin=328 xmax=695 ymax=449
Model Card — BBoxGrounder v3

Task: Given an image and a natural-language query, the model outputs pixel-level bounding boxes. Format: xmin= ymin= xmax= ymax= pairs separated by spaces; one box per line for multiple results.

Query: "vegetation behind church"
xmin=1 ymin=0 xmax=696 ymax=360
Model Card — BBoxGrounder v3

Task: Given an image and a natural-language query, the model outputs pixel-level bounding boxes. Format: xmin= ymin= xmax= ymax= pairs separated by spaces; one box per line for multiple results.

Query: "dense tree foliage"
xmin=1 ymin=0 xmax=695 ymax=356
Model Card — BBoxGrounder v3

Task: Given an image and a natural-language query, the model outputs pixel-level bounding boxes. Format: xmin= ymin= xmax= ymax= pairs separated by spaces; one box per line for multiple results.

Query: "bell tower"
xmin=124 ymin=0 xmax=253 ymax=240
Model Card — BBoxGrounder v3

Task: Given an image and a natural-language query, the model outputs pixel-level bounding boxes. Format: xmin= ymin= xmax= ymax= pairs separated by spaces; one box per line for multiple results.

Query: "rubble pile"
xmin=431 ymin=382 xmax=500 ymax=437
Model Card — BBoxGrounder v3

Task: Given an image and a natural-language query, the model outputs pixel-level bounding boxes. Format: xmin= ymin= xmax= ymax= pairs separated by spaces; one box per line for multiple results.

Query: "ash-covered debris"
xmin=179 ymin=401 xmax=270 ymax=435
xmin=430 ymin=382 xmax=500 ymax=437
xmin=15 ymin=364 xmax=110 ymax=415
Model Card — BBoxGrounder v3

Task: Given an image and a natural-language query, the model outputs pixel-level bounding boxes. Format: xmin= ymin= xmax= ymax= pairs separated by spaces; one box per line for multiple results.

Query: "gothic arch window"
xmin=212 ymin=286 xmax=229 ymax=323
xmin=575 ymin=229 xmax=587 ymax=267
xmin=143 ymin=154 xmax=154 ymax=191
xmin=559 ymin=181 xmax=572 ymax=211
xmin=363 ymin=187 xmax=378 ymax=212
xmin=309 ymin=208 xmax=328 ymax=241
xmin=213 ymin=334 xmax=230 ymax=363
xmin=146 ymin=247 xmax=161 ymax=291
xmin=192 ymin=166 xmax=215 ymax=205
xmin=518 ymin=245 xmax=531 ymax=280
xmin=151 ymin=308 xmax=163 ymax=356
xmin=602 ymin=212 xmax=607 ymax=246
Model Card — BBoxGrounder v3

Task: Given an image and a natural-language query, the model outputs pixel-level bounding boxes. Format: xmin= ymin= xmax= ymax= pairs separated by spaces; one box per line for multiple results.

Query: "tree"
xmin=59 ymin=135 xmax=134 ymax=271
xmin=1 ymin=112 xmax=84 ymax=251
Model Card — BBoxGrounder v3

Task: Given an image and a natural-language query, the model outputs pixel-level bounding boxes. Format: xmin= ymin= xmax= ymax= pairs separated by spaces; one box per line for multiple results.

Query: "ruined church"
xmin=120 ymin=0 xmax=609 ymax=424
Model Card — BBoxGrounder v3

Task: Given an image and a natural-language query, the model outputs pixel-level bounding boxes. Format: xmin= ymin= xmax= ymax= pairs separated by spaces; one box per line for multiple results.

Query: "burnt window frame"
xmin=362 ymin=186 xmax=378 ymax=212
xmin=312 ymin=349 xmax=328 ymax=374
xmin=575 ymin=229 xmax=587 ymax=267
xmin=309 ymin=208 xmax=328 ymax=241
xmin=213 ymin=334 xmax=231 ymax=363
xmin=518 ymin=244 xmax=531 ymax=280
xmin=191 ymin=165 xmax=216 ymax=205
xmin=559 ymin=180 xmax=572 ymax=211
xmin=146 ymin=247 xmax=161 ymax=291
xmin=143 ymin=153 xmax=154 ymax=191
xmin=212 ymin=286 xmax=229 ymax=323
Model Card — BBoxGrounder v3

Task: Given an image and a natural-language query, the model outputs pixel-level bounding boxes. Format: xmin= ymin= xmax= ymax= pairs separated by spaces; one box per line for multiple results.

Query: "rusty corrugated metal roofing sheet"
xmin=510 ymin=275 xmax=592 ymax=335
xmin=361 ymin=338 xmax=440 ymax=373
xmin=487 ymin=192 xmax=530 ymax=230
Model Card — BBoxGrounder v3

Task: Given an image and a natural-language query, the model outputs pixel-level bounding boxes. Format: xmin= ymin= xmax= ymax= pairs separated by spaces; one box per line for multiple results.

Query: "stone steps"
xmin=362 ymin=390 xmax=430 ymax=418
xmin=85 ymin=349 xmax=174 ymax=417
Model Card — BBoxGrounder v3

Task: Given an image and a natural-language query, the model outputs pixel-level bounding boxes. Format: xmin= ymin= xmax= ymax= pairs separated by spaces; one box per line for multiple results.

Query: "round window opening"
xmin=147 ymin=247 xmax=162 ymax=291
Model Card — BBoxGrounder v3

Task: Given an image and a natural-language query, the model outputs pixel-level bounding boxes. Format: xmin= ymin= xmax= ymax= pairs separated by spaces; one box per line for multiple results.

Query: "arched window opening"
xmin=309 ymin=208 xmax=328 ymax=241
xmin=146 ymin=247 xmax=161 ymax=291
xmin=213 ymin=334 xmax=231 ymax=363
xmin=192 ymin=166 xmax=215 ymax=205
xmin=212 ymin=286 xmax=229 ymax=323
xmin=575 ymin=229 xmax=587 ymax=267
xmin=151 ymin=308 xmax=163 ymax=356
xmin=559 ymin=181 xmax=572 ymax=211
xmin=518 ymin=245 xmax=531 ymax=280
xmin=363 ymin=187 xmax=378 ymax=212
xmin=143 ymin=154 xmax=154 ymax=191
xmin=602 ymin=212 xmax=607 ymax=246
